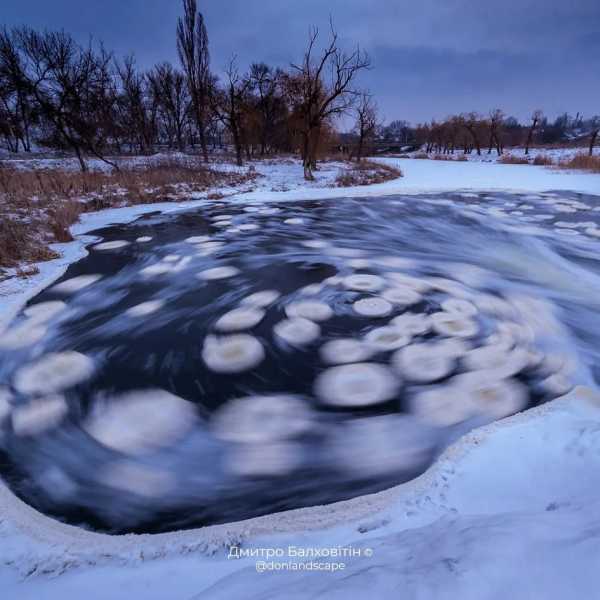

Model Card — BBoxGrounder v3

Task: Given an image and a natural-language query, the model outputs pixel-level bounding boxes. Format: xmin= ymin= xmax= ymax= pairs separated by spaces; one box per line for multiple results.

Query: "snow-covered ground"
xmin=1 ymin=157 xmax=600 ymax=599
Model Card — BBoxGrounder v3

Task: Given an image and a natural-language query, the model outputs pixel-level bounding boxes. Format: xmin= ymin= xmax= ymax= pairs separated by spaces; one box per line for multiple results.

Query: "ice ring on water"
xmin=319 ymin=338 xmax=374 ymax=364
xmin=274 ymin=318 xmax=320 ymax=346
xmin=11 ymin=395 xmax=68 ymax=436
xmin=214 ymin=307 xmax=265 ymax=332
xmin=315 ymin=363 xmax=400 ymax=407
xmin=0 ymin=320 xmax=47 ymax=349
xmin=197 ymin=266 xmax=240 ymax=280
xmin=327 ymin=415 xmax=436 ymax=477
xmin=392 ymin=343 xmax=455 ymax=382
xmin=343 ymin=274 xmax=385 ymax=292
xmin=409 ymin=386 xmax=475 ymax=426
xmin=390 ymin=312 xmax=431 ymax=336
xmin=51 ymin=274 xmax=102 ymax=294
xmin=431 ymin=312 xmax=479 ymax=338
xmin=382 ymin=286 xmax=422 ymax=307
xmin=13 ymin=351 xmax=94 ymax=396
xmin=285 ymin=300 xmax=333 ymax=322
xmin=125 ymin=300 xmax=165 ymax=317
xmin=365 ymin=326 xmax=411 ymax=352
xmin=353 ymin=297 xmax=393 ymax=318
xmin=211 ymin=394 xmax=312 ymax=443
xmin=202 ymin=334 xmax=265 ymax=373
xmin=240 ymin=289 xmax=281 ymax=307
xmin=85 ymin=389 xmax=197 ymax=454
xmin=99 ymin=461 xmax=175 ymax=498
xmin=23 ymin=300 xmax=67 ymax=323
xmin=185 ymin=235 xmax=211 ymax=243
xmin=458 ymin=377 xmax=529 ymax=419
xmin=92 ymin=240 xmax=130 ymax=251
xmin=225 ymin=441 xmax=304 ymax=478
xmin=441 ymin=298 xmax=478 ymax=317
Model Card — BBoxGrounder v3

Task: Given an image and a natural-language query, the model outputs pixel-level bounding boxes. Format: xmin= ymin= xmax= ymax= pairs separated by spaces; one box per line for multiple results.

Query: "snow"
xmin=0 ymin=157 xmax=600 ymax=598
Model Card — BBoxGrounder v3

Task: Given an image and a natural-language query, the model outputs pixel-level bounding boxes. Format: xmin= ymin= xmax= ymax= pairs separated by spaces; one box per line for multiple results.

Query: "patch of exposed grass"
xmin=559 ymin=153 xmax=600 ymax=173
xmin=334 ymin=160 xmax=402 ymax=187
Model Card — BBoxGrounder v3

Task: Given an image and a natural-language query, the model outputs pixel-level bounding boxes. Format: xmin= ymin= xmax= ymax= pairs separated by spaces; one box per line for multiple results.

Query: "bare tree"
xmin=487 ymin=109 xmax=504 ymax=155
xmin=589 ymin=117 xmax=599 ymax=157
xmin=524 ymin=109 xmax=543 ymax=155
xmin=212 ymin=57 xmax=250 ymax=166
xmin=354 ymin=92 xmax=377 ymax=162
xmin=286 ymin=22 xmax=370 ymax=180
xmin=177 ymin=0 xmax=211 ymax=162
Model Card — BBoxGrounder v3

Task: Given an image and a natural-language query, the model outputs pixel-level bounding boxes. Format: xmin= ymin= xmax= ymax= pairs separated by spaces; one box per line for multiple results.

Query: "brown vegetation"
xmin=334 ymin=160 xmax=401 ymax=187
xmin=560 ymin=153 xmax=600 ymax=173
xmin=498 ymin=154 xmax=530 ymax=165
xmin=0 ymin=157 xmax=258 ymax=271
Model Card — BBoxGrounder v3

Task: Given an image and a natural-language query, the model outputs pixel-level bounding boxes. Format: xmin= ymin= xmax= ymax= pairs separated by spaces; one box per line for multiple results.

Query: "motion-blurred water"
xmin=1 ymin=190 xmax=600 ymax=533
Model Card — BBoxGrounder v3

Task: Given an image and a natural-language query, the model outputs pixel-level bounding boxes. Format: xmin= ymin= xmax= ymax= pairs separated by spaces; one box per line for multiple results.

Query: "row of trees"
xmin=380 ymin=111 xmax=600 ymax=157
xmin=0 ymin=1 xmax=373 ymax=179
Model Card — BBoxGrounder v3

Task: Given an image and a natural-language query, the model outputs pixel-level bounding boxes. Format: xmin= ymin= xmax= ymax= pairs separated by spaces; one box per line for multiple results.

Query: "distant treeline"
xmin=378 ymin=111 xmax=600 ymax=157
xmin=0 ymin=1 xmax=372 ymax=179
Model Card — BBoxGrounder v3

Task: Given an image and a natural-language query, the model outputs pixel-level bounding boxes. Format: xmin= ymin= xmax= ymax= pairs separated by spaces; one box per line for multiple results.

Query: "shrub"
xmin=498 ymin=154 xmax=529 ymax=165
xmin=335 ymin=160 xmax=402 ymax=187
xmin=560 ymin=153 xmax=600 ymax=173
xmin=532 ymin=154 xmax=554 ymax=166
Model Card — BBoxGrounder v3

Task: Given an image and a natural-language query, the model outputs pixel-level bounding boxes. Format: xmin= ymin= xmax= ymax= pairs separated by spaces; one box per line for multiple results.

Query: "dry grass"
xmin=498 ymin=154 xmax=530 ymax=165
xmin=559 ymin=153 xmax=600 ymax=173
xmin=532 ymin=154 xmax=554 ymax=166
xmin=334 ymin=160 xmax=402 ymax=187
xmin=413 ymin=152 xmax=430 ymax=159
xmin=0 ymin=156 xmax=258 ymax=271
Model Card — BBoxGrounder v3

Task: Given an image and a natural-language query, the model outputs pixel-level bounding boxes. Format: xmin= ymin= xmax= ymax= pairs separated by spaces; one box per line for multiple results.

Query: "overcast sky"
xmin=2 ymin=0 xmax=599 ymax=124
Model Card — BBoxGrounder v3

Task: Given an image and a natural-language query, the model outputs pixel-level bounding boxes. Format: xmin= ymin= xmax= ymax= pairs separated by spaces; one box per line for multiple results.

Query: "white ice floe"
xmin=212 ymin=214 xmax=234 ymax=222
xmin=273 ymin=318 xmax=320 ymax=346
xmin=225 ymin=441 xmax=304 ymax=478
xmin=23 ymin=300 xmax=67 ymax=323
xmin=135 ymin=236 xmax=153 ymax=243
xmin=364 ymin=326 xmax=411 ymax=352
xmin=314 ymin=363 xmax=400 ymax=407
xmin=240 ymin=289 xmax=281 ymax=307
xmin=211 ymin=395 xmax=312 ymax=443
xmin=214 ymin=308 xmax=265 ymax=332
xmin=393 ymin=343 xmax=455 ymax=382
xmin=125 ymin=300 xmax=165 ymax=317
xmin=463 ymin=344 xmax=509 ymax=371
xmin=197 ymin=266 xmax=240 ymax=280
xmin=537 ymin=373 xmax=574 ymax=397
xmin=298 ymin=283 xmax=324 ymax=296
xmin=51 ymin=274 xmax=102 ymax=294
xmin=319 ymin=338 xmax=374 ymax=364
xmin=441 ymin=298 xmax=478 ymax=317
xmin=431 ymin=311 xmax=479 ymax=337
xmin=185 ymin=235 xmax=211 ymax=244
xmin=202 ymin=334 xmax=265 ymax=373
xmin=0 ymin=320 xmax=47 ymax=349
xmin=343 ymin=274 xmax=385 ymax=292
xmin=326 ymin=414 xmax=435 ymax=477
xmin=13 ymin=351 xmax=94 ymax=396
xmin=92 ymin=240 xmax=131 ymax=251
xmin=163 ymin=254 xmax=180 ymax=263
xmin=85 ymin=389 xmax=197 ymax=454
xmin=382 ymin=286 xmax=422 ymax=306
xmin=238 ymin=223 xmax=259 ymax=232
xmin=353 ymin=297 xmax=393 ymax=317
xmin=384 ymin=272 xmax=431 ymax=292
xmin=285 ymin=300 xmax=333 ymax=322
xmin=99 ymin=461 xmax=176 ymax=498
xmin=140 ymin=262 xmax=177 ymax=276
xmin=347 ymin=258 xmax=371 ymax=269
xmin=390 ymin=312 xmax=431 ymax=335
xmin=460 ymin=377 xmax=529 ymax=419
xmin=11 ymin=395 xmax=68 ymax=436
xmin=283 ymin=217 xmax=305 ymax=225
xmin=409 ymin=385 xmax=475 ymax=426
xmin=300 ymin=239 xmax=329 ymax=249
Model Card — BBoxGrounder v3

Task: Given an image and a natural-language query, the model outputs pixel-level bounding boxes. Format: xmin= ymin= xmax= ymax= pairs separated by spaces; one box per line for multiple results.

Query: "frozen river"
xmin=1 ymin=189 xmax=600 ymax=533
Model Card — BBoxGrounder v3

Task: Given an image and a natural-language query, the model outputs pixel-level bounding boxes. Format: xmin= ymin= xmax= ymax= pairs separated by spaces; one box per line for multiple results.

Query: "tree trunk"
xmin=589 ymin=130 xmax=599 ymax=157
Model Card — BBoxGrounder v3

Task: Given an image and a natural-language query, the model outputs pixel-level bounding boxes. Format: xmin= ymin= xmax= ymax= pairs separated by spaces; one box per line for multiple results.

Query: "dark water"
xmin=1 ymin=190 xmax=600 ymax=534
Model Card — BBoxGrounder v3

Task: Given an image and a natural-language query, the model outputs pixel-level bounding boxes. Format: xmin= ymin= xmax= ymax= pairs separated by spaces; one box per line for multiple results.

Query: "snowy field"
xmin=1 ymin=157 xmax=600 ymax=599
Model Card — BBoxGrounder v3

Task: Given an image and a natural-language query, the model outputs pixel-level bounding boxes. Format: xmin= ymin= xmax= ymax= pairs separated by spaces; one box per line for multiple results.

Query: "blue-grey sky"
xmin=2 ymin=0 xmax=599 ymax=124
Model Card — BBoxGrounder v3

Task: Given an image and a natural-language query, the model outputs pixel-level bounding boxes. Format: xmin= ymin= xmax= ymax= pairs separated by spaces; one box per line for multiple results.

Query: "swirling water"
xmin=1 ymin=190 xmax=600 ymax=533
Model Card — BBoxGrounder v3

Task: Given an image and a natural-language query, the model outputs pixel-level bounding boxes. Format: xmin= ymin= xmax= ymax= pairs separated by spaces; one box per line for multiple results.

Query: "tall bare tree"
xmin=589 ymin=117 xmax=599 ymax=157
xmin=177 ymin=0 xmax=211 ymax=162
xmin=354 ymin=92 xmax=377 ymax=162
xmin=524 ymin=109 xmax=543 ymax=155
xmin=286 ymin=22 xmax=370 ymax=180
